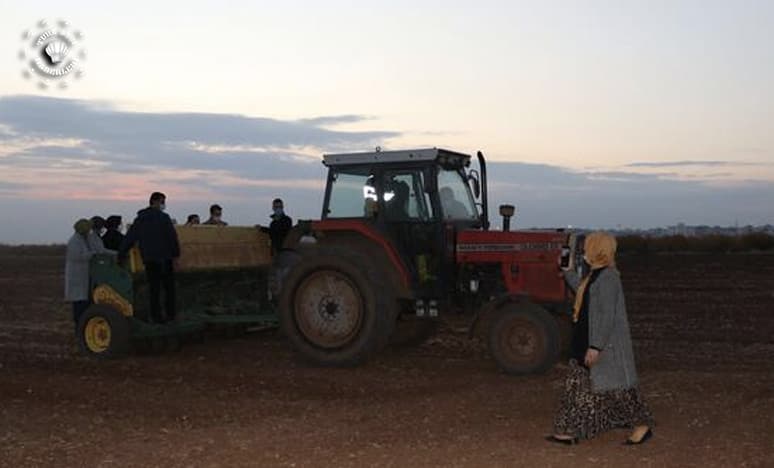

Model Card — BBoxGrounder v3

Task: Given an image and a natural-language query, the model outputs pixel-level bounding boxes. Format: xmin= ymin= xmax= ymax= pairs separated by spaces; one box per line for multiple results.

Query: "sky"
xmin=1 ymin=0 xmax=773 ymax=243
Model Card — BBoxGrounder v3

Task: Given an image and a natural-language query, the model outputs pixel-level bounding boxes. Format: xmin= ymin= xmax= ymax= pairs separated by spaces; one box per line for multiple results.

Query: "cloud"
xmin=0 ymin=96 xmax=396 ymax=148
xmin=0 ymin=95 xmax=398 ymax=201
xmin=0 ymin=124 xmax=16 ymax=138
xmin=486 ymin=162 xmax=587 ymax=187
xmin=489 ymin=163 xmax=774 ymax=228
xmin=298 ymin=115 xmax=374 ymax=126
xmin=0 ymin=180 xmax=27 ymax=192
xmin=584 ymin=171 xmax=680 ymax=180
xmin=0 ymin=95 xmax=773 ymax=243
xmin=626 ymin=160 xmax=771 ymax=168
xmin=480 ymin=162 xmax=774 ymax=230
xmin=680 ymin=172 xmax=734 ymax=179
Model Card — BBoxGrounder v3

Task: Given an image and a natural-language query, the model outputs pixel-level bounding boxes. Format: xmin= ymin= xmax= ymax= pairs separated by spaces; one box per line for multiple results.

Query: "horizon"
xmin=2 ymin=212 xmax=771 ymax=247
xmin=1 ymin=1 xmax=773 ymax=243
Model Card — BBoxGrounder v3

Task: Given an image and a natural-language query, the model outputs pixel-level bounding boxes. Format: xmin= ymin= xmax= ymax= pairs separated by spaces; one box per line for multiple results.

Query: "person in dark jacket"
xmin=118 ymin=192 xmax=180 ymax=323
xmin=268 ymin=198 xmax=292 ymax=254
xmin=549 ymin=232 xmax=654 ymax=445
xmin=90 ymin=216 xmax=106 ymax=236
xmin=384 ymin=180 xmax=410 ymax=221
xmin=101 ymin=215 xmax=124 ymax=251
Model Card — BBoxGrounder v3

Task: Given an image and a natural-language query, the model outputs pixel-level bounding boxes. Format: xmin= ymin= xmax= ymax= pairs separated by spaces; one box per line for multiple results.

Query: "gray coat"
xmin=64 ymin=232 xmax=113 ymax=302
xmin=565 ymin=268 xmax=639 ymax=392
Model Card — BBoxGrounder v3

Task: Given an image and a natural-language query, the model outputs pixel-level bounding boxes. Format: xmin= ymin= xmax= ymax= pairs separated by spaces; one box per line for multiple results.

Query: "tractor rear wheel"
xmin=77 ymin=304 xmax=130 ymax=359
xmin=279 ymin=248 xmax=395 ymax=366
xmin=487 ymin=304 xmax=560 ymax=375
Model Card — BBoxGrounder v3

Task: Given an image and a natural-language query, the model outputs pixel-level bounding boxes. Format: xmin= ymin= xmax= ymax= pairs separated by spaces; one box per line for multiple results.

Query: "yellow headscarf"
xmin=572 ymin=231 xmax=617 ymax=322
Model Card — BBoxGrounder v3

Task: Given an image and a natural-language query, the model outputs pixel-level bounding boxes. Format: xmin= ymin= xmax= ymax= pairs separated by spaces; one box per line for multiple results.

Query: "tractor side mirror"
xmin=468 ymin=170 xmax=481 ymax=199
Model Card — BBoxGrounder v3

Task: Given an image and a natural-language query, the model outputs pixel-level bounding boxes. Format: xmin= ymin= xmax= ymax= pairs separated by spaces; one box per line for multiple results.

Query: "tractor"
xmin=277 ymin=148 xmax=580 ymax=374
xmin=77 ymin=147 xmax=580 ymax=373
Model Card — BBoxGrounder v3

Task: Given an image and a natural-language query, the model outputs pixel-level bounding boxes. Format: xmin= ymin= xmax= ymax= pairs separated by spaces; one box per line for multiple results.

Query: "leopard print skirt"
xmin=553 ymin=360 xmax=654 ymax=439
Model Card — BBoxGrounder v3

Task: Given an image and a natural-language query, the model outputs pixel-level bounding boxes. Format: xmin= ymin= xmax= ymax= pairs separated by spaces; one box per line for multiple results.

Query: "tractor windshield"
xmin=438 ymin=167 xmax=478 ymax=222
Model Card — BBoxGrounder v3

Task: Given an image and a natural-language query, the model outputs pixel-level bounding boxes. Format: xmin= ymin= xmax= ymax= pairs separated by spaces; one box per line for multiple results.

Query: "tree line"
xmin=616 ymin=233 xmax=774 ymax=253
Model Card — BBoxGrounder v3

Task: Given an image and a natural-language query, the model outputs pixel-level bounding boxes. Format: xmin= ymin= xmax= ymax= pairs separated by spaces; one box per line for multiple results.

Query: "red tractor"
xmin=277 ymin=148 xmax=578 ymax=374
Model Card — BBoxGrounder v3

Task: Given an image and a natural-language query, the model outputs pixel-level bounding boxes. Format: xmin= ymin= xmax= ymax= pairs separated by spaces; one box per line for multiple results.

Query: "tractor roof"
xmin=322 ymin=148 xmax=472 ymax=167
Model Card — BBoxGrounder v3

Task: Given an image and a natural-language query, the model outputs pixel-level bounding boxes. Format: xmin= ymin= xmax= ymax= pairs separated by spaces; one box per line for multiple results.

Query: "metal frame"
xmin=323 ymin=148 xmax=472 ymax=167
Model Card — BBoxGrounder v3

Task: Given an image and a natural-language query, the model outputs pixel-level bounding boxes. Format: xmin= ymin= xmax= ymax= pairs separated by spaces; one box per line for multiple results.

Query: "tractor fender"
xmin=303 ymin=221 xmax=413 ymax=298
xmin=280 ymin=222 xmax=315 ymax=252
xmin=468 ymin=295 xmax=544 ymax=339
xmin=270 ymin=221 xmax=323 ymax=295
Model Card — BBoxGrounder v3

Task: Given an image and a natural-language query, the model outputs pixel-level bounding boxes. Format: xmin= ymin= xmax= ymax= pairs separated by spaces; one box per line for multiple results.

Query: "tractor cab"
xmin=322 ymin=148 xmax=484 ymax=229
xmin=318 ymin=148 xmax=487 ymax=301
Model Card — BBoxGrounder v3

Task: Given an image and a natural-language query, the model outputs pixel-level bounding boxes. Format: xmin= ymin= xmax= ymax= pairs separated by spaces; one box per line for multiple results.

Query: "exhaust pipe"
xmin=476 ymin=151 xmax=490 ymax=231
xmin=499 ymin=204 xmax=515 ymax=231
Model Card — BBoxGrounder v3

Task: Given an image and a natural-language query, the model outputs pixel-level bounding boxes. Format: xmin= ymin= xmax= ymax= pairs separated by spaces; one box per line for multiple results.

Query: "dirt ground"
xmin=1 ymin=246 xmax=773 ymax=467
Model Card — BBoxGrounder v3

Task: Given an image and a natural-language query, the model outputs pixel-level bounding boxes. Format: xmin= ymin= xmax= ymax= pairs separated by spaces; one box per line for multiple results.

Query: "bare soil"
xmin=1 ymin=247 xmax=773 ymax=467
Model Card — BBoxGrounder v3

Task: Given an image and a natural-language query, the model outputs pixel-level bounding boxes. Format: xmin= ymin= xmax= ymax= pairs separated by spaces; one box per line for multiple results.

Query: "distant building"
xmin=607 ymin=222 xmax=774 ymax=238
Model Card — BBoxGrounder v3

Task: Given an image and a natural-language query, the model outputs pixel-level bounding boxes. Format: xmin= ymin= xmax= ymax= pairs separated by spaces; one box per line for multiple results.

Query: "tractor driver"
xmin=384 ymin=180 xmax=410 ymax=221
xmin=439 ymin=186 xmax=470 ymax=220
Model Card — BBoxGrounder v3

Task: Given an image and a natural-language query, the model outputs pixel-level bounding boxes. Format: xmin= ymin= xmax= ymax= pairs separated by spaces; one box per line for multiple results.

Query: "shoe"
xmin=625 ymin=428 xmax=653 ymax=445
xmin=545 ymin=435 xmax=579 ymax=445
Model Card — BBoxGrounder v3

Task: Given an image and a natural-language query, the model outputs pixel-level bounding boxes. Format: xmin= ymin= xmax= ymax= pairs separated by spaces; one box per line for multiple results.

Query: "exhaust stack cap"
xmin=500 ymin=204 xmax=516 ymax=231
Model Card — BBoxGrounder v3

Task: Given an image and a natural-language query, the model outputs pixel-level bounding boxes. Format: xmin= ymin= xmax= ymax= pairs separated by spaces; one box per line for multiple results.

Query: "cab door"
xmin=378 ymin=167 xmax=445 ymax=298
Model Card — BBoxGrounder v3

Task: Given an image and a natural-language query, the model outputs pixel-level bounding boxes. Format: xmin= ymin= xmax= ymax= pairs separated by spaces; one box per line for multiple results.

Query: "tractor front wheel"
xmin=77 ymin=304 xmax=130 ymax=359
xmin=487 ymin=304 xmax=560 ymax=375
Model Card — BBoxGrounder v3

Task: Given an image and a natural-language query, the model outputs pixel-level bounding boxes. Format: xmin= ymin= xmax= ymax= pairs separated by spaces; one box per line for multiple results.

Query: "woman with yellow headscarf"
xmin=548 ymin=232 xmax=654 ymax=445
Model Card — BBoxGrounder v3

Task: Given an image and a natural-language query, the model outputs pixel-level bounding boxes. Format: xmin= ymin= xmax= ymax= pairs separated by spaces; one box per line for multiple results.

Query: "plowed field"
xmin=1 ymin=247 xmax=773 ymax=467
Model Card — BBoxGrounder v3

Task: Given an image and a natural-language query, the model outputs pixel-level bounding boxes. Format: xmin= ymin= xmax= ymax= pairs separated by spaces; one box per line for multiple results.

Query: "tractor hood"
xmin=455 ymin=229 xmax=568 ymax=263
xmin=455 ymin=229 xmax=571 ymax=304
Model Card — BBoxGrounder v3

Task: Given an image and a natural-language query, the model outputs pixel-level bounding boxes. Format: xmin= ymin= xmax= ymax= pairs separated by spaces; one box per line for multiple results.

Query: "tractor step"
xmin=415 ymin=299 xmax=439 ymax=317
